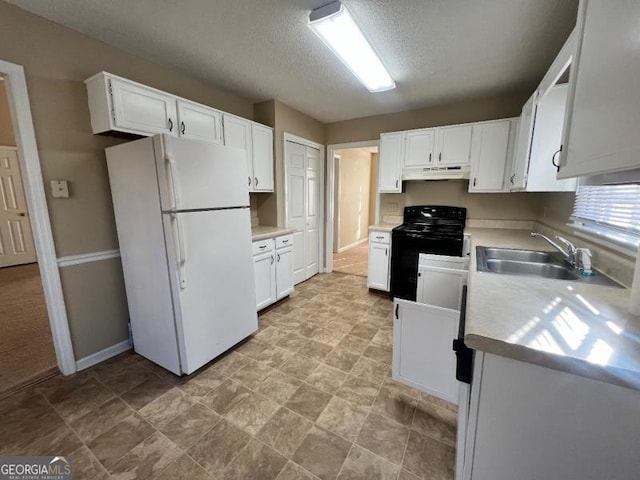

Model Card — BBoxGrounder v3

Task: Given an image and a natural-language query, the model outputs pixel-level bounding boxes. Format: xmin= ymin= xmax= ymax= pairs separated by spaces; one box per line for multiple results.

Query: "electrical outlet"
xmin=50 ymin=180 xmax=69 ymax=198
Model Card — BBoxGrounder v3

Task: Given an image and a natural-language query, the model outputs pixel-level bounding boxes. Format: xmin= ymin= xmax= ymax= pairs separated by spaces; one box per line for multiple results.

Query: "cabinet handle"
xmin=552 ymin=145 xmax=562 ymax=172
xmin=168 ymin=118 xmax=173 ymax=132
xmin=270 ymin=255 xmax=274 ymax=264
xmin=473 ymin=177 xmax=477 ymax=187
xmin=259 ymin=245 xmax=267 ymax=250
xmin=418 ymin=272 xmax=421 ymax=277
xmin=510 ymin=174 xmax=516 ymax=185
xmin=395 ymin=179 xmax=399 ymax=188
xmin=248 ymin=176 xmax=252 ymax=186
xmin=395 ymin=303 xmax=399 ymax=319
xmin=277 ymin=253 xmax=281 ymax=262
xmin=376 ymin=236 xmax=384 ymax=239
xmin=429 ymin=152 xmax=432 ymax=163
xmin=385 ymin=248 xmax=388 ymax=256
xmin=438 ymin=152 xmax=442 ymax=162
xmin=181 ymin=121 xmax=186 ymax=135
xmin=255 ymin=177 xmax=259 ymax=187
xmin=282 ymin=239 xmax=289 ymax=243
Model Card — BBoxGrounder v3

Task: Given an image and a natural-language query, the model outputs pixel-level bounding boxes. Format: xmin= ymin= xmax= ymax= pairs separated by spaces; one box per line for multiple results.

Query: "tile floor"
xmin=0 ymin=272 xmax=456 ymax=480
xmin=332 ymin=242 xmax=369 ymax=277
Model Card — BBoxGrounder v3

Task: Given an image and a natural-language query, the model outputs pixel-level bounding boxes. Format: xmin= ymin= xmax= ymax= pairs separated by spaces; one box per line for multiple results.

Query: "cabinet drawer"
xmin=252 ymin=239 xmax=274 ymax=255
xmin=369 ymin=231 xmax=391 ymax=244
xmin=275 ymin=234 xmax=293 ymax=249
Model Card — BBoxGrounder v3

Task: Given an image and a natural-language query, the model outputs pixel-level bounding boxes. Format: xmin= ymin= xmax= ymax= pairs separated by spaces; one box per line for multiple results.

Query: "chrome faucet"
xmin=530 ymin=232 xmax=577 ymax=268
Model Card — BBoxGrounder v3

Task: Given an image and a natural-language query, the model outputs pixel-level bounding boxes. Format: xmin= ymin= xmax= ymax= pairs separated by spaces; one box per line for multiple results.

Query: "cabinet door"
xmin=416 ymin=265 xmax=466 ymax=310
xmin=435 ymin=125 xmax=473 ymax=166
xmin=527 ymin=86 xmax=577 ymax=192
xmin=378 ymin=132 xmax=403 ymax=193
xmin=110 ymin=78 xmax=177 ymax=136
xmin=223 ymin=114 xmax=253 ymax=190
xmin=404 ymin=129 xmax=435 ymax=167
xmin=368 ymin=242 xmax=390 ymax=291
xmin=510 ymin=91 xmax=538 ymax=190
xmin=469 ymin=120 xmax=512 ymax=192
xmin=275 ymin=246 xmax=294 ymax=299
xmin=392 ymin=299 xmax=459 ymax=404
xmin=253 ymin=251 xmax=276 ymax=311
xmin=559 ymin=1 xmax=640 ymax=178
xmin=251 ymin=124 xmax=274 ymax=192
xmin=177 ymin=101 xmax=222 ymax=144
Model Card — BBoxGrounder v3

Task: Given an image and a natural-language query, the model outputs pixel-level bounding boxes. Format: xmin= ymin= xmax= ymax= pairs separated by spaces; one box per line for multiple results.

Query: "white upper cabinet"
xmin=177 ymin=100 xmax=222 ymax=144
xmin=223 ymin=114 xmax=253 ymax=190
xmin=558 ymin=1 xmax=640 ymax=178
xmin=510 ymin=91 xmax=538 ymax=190
xmin=251 ymin=123 xmax=274 ymax=192
xmin=435 ymin=124 xmax=473 ymax=166
xmin=469 ymin=119 xmax=515 ymax=192
xmin=378 ymin=132 xmax=404 ymax=193
xmin=404 ymin=129 xmax=435 ymax=167
xmin=102 ymin=76 xmax=178 ymax=136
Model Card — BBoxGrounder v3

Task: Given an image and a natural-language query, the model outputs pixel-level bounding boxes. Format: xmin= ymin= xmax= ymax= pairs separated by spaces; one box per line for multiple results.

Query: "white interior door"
xmin=286 ymin=140 xmax=321 ymax=284
xmin=0 ymin=148 xmax=36 ymax=267
xmin=305 ymin=146 xmax=320 ymax=279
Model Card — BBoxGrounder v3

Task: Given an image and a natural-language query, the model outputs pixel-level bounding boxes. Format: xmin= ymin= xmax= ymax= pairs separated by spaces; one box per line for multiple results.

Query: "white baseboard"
xmin=75 ymin=338 xmax=132 ymax=371
xmin=337 ymin=237 xmax=368 ymax=253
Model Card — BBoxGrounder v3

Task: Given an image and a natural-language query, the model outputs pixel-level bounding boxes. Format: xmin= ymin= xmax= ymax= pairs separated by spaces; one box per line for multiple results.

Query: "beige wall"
xmin=538 ymin=191 xmax=576 ymax=225
xmin=381 ymin=180 xmax=546 ymax=221
xmin=0 ymin=2 xmax=254 ymax=360
xmin=325 ymin=91 xmax=530 ymax=144
xmin=335 ymin=148 xmax=371 ymax=251
xmin=369 ymin=153 xmax=378 ymax=226
xmin=0 ymin=80 xmax=16 ymax=146
xmin=253 ymin=100 xmax=325 ymax=226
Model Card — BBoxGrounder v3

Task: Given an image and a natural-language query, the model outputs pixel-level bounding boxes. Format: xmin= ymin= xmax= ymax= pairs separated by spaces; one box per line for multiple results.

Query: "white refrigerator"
xmin=106 ymin=134 xmax=258 ymax=375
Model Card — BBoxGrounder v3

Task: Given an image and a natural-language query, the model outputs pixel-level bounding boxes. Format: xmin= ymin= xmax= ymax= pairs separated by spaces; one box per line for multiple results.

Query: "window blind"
xmin=571 ymin=184 xmax=640 ymax=251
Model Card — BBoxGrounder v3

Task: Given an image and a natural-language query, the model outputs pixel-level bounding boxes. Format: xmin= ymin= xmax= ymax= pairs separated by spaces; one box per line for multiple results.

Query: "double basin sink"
xmin=476 ymin=247 xmax=621 ymax=287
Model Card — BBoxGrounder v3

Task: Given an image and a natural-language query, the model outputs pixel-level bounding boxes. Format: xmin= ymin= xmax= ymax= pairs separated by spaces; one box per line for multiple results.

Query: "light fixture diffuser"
xmin=309 ymin=1 xmax=396 ymax=93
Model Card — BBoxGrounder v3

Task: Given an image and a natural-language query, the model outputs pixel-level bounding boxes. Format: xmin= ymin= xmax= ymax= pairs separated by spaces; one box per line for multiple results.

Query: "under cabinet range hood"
xmin=402 ymin=165 xmax=471 ymax=181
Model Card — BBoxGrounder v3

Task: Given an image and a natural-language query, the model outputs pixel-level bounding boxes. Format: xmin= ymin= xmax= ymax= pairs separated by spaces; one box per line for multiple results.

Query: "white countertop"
xmin=251 ymin=226 xmax=296 ymax=241
xmin=369 ymin=224 xmax=399 ymax=233
xmin=465 ymin=228 xmax=640 ymax=391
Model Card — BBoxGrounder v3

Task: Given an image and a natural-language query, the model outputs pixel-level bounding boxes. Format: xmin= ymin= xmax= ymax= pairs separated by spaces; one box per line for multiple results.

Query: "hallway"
xmin=0 ymin=263 xmax=57 ymax=396
xmin=333 ymin=241 xmax=369 ymax=277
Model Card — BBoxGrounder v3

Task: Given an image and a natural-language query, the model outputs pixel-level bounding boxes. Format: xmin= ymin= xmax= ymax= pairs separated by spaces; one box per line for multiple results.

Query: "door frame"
xmin=1 ymin=60 xmax=76 ymax=375
xmin=283 ymin=132 xmax=325 ymax=276
xmin=326 ymin=140 xmax=380 ymax=273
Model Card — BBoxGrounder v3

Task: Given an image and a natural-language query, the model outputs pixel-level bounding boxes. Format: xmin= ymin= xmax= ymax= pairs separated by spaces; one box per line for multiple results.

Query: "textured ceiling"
xmin=6 ymin=0 xmax=578 ymax=123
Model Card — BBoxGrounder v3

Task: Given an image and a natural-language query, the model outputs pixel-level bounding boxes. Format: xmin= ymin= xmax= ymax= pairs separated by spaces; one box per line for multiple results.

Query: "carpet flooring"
xmin=333 ymin=241 xmax=369 ymax=277
xmin=0 ymin=263 xmax=57 ymax=395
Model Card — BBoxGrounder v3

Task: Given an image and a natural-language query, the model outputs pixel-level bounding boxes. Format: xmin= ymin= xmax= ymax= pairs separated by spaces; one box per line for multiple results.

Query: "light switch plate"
xmin=50 ymin=180 xmax=69 ymax=198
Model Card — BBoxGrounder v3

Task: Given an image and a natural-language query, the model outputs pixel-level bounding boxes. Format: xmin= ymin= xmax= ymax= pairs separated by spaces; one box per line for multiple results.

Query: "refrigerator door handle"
xmin=172 ymin=213 xmax=188 ymax=289
xmin=165 ymin=153 xmax=181 ymax=210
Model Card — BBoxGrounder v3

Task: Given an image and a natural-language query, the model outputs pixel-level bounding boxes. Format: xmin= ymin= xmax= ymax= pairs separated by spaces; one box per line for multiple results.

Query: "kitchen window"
xmin=570 ymin=183 xmax=640 ymax=255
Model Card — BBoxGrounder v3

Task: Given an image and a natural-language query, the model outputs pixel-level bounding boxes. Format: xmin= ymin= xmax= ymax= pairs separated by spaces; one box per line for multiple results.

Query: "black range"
xmin=390 ymin=205 xmax=467 ymax=301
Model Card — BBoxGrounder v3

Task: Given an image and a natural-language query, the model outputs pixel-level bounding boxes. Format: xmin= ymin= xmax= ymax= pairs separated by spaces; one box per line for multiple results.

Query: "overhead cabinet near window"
xmin=558 ymin=0 xmax=640 ymax=178
xmin=468 ymin=118 xmax=517 ymax=193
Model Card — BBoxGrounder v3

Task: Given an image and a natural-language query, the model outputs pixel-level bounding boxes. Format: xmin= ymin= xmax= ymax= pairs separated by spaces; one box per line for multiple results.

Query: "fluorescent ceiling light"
xmin=309 ymin=1 xmax=396 ymax=93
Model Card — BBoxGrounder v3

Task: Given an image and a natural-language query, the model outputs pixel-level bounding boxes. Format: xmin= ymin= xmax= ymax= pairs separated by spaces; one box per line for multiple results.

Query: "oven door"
xmin=390 ymin=231 xmax=463 ymax=301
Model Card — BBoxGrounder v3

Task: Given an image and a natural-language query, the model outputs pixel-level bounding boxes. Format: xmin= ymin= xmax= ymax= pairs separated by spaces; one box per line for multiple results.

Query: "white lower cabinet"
xmin=367 ymin=231 xmax=391 ymax=291
xmin=253 ymin=235 xmax=294 ymax=311
xmin=464 ymin=352 xmax=640 ymax=479
xmin=392 ymin=299 xmax=460 ymax=404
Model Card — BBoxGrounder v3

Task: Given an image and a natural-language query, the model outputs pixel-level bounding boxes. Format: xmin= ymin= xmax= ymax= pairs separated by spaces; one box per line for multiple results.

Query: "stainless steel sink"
xmin=485 ymin=259 xmax=580 ymax=280
xmin=481 ymin=247 xmax=556 ymax=264
xmin=476 ymin=246 xmax=622 ymax=287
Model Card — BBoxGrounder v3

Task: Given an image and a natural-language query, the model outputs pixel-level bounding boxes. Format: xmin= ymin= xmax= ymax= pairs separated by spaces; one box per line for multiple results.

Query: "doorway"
xmin=325 ymin=140 xmax=379 ymax=277
xmin=0 ymin=79 xmax=57 ymax=395
xmin=331 ymin=146 xmax=378 ymax=276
